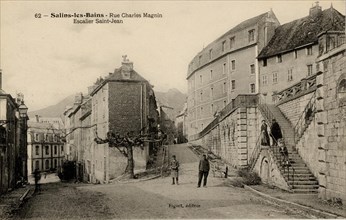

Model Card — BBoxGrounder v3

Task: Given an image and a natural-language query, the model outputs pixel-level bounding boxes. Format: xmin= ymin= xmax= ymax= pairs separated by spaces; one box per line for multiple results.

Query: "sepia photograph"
xmin=0 ymin=0 xmax=345 ymax=219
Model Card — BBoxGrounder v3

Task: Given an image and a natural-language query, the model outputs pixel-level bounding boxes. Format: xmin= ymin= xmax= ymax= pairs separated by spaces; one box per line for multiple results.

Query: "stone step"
xmin=288 ymin=180 xmax=318 ymax=185
xmin=283 ymin=173 xmax=315 ymax=177
xmin=291 ymin=188 xmax=318 ymax=193
xmin=292 ymin=184 xmax=319 ymax=189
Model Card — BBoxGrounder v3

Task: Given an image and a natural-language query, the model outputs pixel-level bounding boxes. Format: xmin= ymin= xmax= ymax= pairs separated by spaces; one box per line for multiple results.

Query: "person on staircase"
xmin=270 ymin=119 xmax=283 ymax=147
xmin=260 ymin=120 xmax=270 ymax=146
xmin=170 ymin=155 xmax=180 ymax=185
xmin=278 ymin=138 xmax=289 ymax=166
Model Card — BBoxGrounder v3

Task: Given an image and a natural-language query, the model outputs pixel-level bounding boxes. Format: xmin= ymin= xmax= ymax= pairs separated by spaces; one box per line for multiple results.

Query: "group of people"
xmin=261 ymin=119 xmax=289 ymax=166
xmin=170 ymin=154 xmax=210 ymax=188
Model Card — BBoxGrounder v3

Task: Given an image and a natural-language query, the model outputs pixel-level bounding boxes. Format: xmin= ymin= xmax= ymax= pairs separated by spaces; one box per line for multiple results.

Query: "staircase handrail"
xmin=249 ymin=132 xmax=261 ymax=170
xmin=293 ymin=91 xmax=317 ymax=141
xmin=258 ymin=96 xmax=276 ymax=123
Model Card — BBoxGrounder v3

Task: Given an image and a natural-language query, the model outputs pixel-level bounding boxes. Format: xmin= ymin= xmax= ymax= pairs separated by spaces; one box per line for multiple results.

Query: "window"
xmin=223 ymin=63 xmax=226 ymax=74
xmin=288 ymin=68 xmax=293 ymax=81
xmin=200 ymin=75 xmax=203 ymax=83
xmin=294 ymin=50 xmax=298 ymax=59
xmin=53 ymin=135 xmax=57 ymax=142
xmin=307 ymin=46 xmax=313 ymax=55
xmin=223 ymin=100 xmax=227 ymax=107
xmin=248 ymin=29 xmax=255 ymax=42
xmin=35 ymin=133 xmax=39 ymax=141
xmin=223 ymin=82 xmax=226 ymax=93
xmin=307 ymin=64 xmax=313 ymax=76
xmin=198 ymin=55 xmax=202 ymax=65
xmin=222 ymin=41 xmax=226 ymax=52
xmin=45 ymin=145 xmax=49 ymax=155
xmin=209 ymin=49 xmax=213 ymax=60
xmin=35 ymin=161 xmax=39 ymax=170
xmin=200 ymin=92 xmax=203 ymax=101
xmin=230 ymin=37 xmax=235 ymax=49
xmin=250 ymin=84 xmax=255 ymax=93
xmin=210 ymin=70 xmax=213 ymax=80
xmin=273 ymin=72 xmax=278 ymax=84
xmin=44 ymin=134 xmax=48 ymax=141
xmin=61 ymin=145 xmax=64 ymax=152
xmin=54 ymin=159 xmax=57 ymax=168
xmin=262 ymin=75 xmax=268 ymax=85
xmin=250 ymin=64 xmax=255 ymax=74
xmin=45 ymin=160 xmax=49 ymax=170
xmin=54 ymin=145 xmax=57 ymax=154
xmin=231 ymin=80 xmax=235 ymax=90
xmin=277 ymin=54 xmax=282 ymax=63
xmin=231 ymin=60 xmax=235 ymax=70
xmin=338 ymin=79 xmax=346 ymax=93
xmin=263 ymin=59 xmax=267 ymax=67
xmin=327 ymin=36 xmax=336 ymax=51
xmin=200 ymin=107 xmax=203 ymax=114
xmin=35 ymin=146 xmax=39 ymax=156
xmin=201 ymin=124 xmax=204 ymax=129
xmin=211 ymin=104 xmax=214 ymax=113
xmin=211 ymin=88 xmax=213 ymax=98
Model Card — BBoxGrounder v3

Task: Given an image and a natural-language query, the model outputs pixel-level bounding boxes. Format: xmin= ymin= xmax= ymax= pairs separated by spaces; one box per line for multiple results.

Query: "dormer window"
xmin=222 ymin=41 xmax=226 ymax=53
xmin=209 ymin=49 xmax=213 ymax=60
xmin=248 ymin=29 xmax=255 ymax=42
xmin=277 ymin=55 xmax=282 ymax=63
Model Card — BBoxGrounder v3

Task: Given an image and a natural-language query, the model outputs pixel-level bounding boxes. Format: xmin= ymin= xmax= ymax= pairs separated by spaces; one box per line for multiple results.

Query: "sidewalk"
xmin=248 ymin=184 xmax=346 ymax=218
xmin=0 ymin=186 xmax=32 ymax=219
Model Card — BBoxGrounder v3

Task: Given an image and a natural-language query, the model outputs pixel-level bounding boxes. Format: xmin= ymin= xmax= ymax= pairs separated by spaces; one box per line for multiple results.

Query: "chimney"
xmin=35 ymin=115 xmax=40 ymax=122
xmin=121 ymin=55 xmax=133 ymax=79
xmin=74 ymin=92 xmax=83 ymax=105
xmin=309 ymin=1 xmax=322 ymax=17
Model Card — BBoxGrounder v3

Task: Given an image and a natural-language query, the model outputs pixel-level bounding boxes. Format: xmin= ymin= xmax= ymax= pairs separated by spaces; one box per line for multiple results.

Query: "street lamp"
xmin=18 ymin=101 xmax=28 ymax=118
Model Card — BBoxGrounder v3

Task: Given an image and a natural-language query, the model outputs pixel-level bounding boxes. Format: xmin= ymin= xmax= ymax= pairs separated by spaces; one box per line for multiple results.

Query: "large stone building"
xmin=0 ymin=73 xmax=28 ymax=194
xmin=257 ymin=4 xmax=345 ymax=103
xmin=188 ymin=4 xmax=346 ymax=203
xmin=65 ymin=57 xmax=159 ymax=183
xmin=314 ymin=31 xmax=346 ymax=202
xmin=187 ymin=10 xmax=280 ymax=139
xmin=27 ymin=117 xmax=65 ymax=175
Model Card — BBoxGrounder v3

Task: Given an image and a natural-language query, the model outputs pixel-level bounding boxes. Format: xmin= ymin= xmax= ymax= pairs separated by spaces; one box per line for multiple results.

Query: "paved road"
xmin=14 ymin=144 xmax=319 ymax=219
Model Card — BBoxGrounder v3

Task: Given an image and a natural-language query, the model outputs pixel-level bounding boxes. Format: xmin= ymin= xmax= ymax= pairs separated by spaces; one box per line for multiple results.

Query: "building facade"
xmin=315 ymin=31 xmax=346 ymax=202
xmin=27 ymin=119 xmax=65 ymax=175
xmin=257 ymin=4 xmax=345 ymax=103
xmin=0 ymin=74 xmax=28 ymax=194
xmin=64 ymin=57 xmax=159 ymax=183
xmin=187 ymin=10 xmax=280 ymax=139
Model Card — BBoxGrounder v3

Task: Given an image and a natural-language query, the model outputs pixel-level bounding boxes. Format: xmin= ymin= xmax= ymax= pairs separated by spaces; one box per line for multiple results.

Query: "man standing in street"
xmin=170 ymin=155 xmax=179 ymax=185
xmin=197 ymin=154 xmax=210 ymax=188
xmin=33 ymin=168 xmax=41 ymax=193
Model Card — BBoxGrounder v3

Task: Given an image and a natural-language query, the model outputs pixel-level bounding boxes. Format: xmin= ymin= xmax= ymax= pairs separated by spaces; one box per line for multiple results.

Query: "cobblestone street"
xmin=12 ymin=145 xmax=323 ymax=219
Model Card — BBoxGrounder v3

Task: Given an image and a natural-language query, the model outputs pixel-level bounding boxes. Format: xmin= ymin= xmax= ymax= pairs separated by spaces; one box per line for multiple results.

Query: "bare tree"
xmin=94 ymin=128 xmax=166 ymax=179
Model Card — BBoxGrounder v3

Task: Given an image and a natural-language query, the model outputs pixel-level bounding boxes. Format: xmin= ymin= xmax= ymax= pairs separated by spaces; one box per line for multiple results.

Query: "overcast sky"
xmin=1 ymin=0 xmax=345 ymax=111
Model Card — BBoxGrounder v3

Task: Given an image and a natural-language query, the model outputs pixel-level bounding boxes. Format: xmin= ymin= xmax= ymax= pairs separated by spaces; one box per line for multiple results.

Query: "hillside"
xmin=28 ymin=89 xmax=186 ymax=119
xmin=28 ymin=95 xmax=75 ymax=119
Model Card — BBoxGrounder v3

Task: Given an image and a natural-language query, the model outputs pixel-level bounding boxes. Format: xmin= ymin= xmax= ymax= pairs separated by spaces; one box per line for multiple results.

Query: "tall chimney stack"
xmin=121 ymin=55 xmax=133 ymax=79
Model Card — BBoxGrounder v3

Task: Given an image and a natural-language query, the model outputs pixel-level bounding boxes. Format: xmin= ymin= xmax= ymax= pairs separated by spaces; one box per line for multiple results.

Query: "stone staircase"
xmin=261 ymin=104 xmax=319 ymax=193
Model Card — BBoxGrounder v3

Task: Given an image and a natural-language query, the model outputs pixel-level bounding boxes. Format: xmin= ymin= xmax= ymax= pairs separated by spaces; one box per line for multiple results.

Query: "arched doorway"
xmin=260 ymin=157 xmax=269 ymax=184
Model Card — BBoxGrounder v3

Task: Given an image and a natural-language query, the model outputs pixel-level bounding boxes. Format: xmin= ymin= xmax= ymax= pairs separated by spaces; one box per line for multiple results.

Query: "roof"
xmin=258 ymin=7 xmax=345 ymax=59
xmin=90 ymin=66 xmax=149 ymax=96
xmin=215 ymin=12 xmax=271 ymax=42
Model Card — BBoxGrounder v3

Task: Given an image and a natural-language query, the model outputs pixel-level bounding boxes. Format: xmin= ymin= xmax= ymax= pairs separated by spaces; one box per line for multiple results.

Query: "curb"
xmin=19 ymin=189 xmax=31 ymax=202
xmin=115 ymin=174 xmax=161 ymax=184
xmin=244 ymin=185 xmax=344 ymax=219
